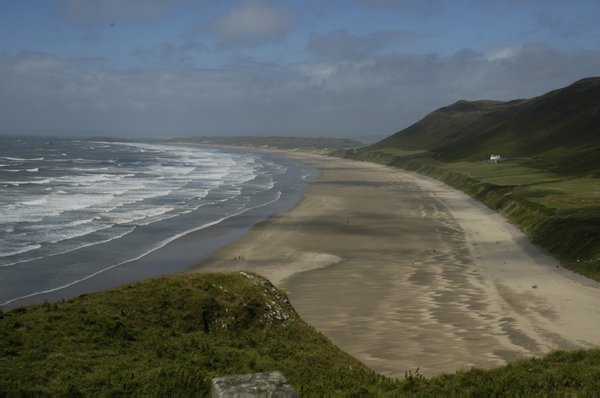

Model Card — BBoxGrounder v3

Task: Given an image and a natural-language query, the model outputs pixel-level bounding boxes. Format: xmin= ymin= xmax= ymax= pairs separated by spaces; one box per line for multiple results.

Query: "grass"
xmin=0 ymin=272 xmax=401 ymax=395
xmin=451 ymin=161 xmax=562 ymax=186
xmin=422 ymin=349 xmax=600 ymax=394
xmin=2 ymin=272 xmax=600 ymax=395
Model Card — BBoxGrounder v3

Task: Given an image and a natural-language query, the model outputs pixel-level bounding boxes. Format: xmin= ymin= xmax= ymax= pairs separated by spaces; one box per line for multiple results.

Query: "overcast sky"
xmin=2 ymin=0 xmax=600 ymax=141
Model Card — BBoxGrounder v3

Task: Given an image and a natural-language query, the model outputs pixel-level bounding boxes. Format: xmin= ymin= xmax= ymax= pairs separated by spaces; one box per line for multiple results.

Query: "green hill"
xmin=3 ymin=272 xmax=600 ymax=395
xmin=373 ymin=77 xmax=600 ymax=175
xmin=337 ymin=77 xmax=600 ymax=280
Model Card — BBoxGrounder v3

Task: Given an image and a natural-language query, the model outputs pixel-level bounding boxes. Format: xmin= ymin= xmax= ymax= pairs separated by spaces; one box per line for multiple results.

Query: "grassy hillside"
xmin=1 ymin=272 xmax=398 ymax=395
xmin=371 ymin=77 xmax=600 ymax=176
xmin=336 ymin=77 xmax=600 ymax=281
xmin=2 ymin=272 xmax=600 ymax=395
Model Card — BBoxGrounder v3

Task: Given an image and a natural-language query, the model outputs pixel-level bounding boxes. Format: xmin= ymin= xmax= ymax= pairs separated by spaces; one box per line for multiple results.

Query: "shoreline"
xmin=1 ymin=149 xmax=318 ymax=311
xmin=192 ymin=151 xmax=600 ymax=378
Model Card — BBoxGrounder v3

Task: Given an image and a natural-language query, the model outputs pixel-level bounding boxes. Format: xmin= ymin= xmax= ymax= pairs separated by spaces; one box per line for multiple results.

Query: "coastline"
xmin=1 ymin=149 xmax=318 ymax=310
xmin=5 ymin=146 xmax=599 ymax=379
xmin=192 ymin=151 xmax=600 ymax=378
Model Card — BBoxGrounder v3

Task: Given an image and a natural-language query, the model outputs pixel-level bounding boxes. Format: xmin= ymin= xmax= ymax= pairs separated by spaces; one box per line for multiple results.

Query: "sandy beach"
xmin=194 ymin=152 xmax=600 ymax=378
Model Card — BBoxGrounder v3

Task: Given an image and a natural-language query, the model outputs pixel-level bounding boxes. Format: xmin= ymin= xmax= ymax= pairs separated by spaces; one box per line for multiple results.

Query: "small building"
xmin=490 ymin=154 xmax=503 ymax=163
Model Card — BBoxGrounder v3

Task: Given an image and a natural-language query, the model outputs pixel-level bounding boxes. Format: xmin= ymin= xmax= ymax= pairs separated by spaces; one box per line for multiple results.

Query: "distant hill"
xmin=83 ymin=136 xmax=133 ymax=143
xmin=167 ymin=136 xmax=363 ymax=152
xmin=371 ymin=77 xmax=600 ymax=175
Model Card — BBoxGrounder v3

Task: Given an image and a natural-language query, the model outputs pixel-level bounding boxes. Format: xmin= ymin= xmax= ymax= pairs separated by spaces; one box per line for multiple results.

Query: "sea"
xmin=0 ymin=137 xmax=318 ymax=309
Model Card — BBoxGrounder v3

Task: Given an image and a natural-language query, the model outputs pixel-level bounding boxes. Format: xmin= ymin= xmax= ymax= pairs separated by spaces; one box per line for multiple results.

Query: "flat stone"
xmin=212 ymin=371 xmax=298 ymax=398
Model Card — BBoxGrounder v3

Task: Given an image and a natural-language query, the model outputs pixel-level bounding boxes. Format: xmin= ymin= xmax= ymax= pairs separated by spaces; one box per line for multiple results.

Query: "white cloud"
xmin=482 ymin=45 xmax=522 ymax=61
xmin=204 ymin=0 xmax=294 ymax=48
xmin=288 ymin=62 xmax=338 ymax=84
xmin=1 ymin=43 xmax=599 ymax=139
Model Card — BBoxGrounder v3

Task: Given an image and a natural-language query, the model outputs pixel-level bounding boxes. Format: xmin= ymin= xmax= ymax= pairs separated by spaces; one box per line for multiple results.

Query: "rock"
xmin=211 ymin=371 xmax=298 ymax=398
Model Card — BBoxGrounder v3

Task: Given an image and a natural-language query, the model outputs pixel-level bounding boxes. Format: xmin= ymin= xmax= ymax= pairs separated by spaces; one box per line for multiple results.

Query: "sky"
xmin=1 ymin=0 xmax=600 ymax=141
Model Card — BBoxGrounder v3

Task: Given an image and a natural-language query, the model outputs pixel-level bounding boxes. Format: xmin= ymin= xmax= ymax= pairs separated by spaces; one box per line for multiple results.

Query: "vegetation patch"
xmin=0 ymin=272 xmax=401 ymax=395
xmin=421 ymin=349 xmax=600 ymax=395
xmin=2 ymin=272 xmax=600 ymax=394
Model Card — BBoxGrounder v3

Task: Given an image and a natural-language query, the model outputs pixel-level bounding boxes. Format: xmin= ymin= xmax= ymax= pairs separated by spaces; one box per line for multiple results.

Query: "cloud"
xmin=133 ymin=41 xmax=208 ymax=68
xmin=482 ymin=45 xmax=522 ymax=61
xmin=308 ymin=29 xmax=419 ymax=60
xmin=2 ymin=44 xmax=599 ymax=139
xmin=203 ymin=0 xmax=294 ymax=49
xmin=59 ymin=0 xmax=174 ymax=26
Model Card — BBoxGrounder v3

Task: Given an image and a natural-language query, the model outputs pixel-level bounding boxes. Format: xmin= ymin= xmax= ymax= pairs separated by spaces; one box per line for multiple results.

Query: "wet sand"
xmin=194 ymin=152 xmax=600 ymax=378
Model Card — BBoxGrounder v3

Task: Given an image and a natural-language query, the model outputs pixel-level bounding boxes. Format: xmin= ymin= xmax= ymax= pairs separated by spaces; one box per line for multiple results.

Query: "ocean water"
xmin=0 ymin=138 xmax=318 ymax=307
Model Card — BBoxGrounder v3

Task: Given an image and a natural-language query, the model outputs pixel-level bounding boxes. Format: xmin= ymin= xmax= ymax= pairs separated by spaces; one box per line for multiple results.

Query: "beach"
xmin=194 ymin=151 xmax=600 ymax=378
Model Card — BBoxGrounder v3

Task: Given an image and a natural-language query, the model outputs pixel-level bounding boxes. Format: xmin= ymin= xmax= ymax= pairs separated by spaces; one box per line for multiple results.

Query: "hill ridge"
xmin=374 ymin=77 xmax=600 ymax=174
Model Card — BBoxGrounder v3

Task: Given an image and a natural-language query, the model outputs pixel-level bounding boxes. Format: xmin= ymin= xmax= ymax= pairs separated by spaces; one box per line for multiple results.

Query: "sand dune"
xmin=194 ymin=152 xmax=600 ymax=378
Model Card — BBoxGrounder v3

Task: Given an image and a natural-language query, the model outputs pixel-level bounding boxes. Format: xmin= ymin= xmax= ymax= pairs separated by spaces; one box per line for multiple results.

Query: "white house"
xmin=490 ymin=154 xmax=502 ymax=163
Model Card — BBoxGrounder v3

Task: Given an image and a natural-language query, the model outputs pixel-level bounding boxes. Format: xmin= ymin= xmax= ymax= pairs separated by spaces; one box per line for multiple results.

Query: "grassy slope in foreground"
xmin=2 ymin=272 xmax=600 ymax=395
xmin=0 ymin=272 xmax=397 ymax=395
xmin=335 ymin=77 xmax=600 ymax=281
